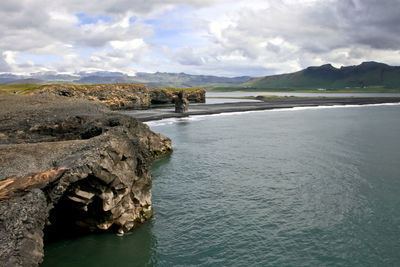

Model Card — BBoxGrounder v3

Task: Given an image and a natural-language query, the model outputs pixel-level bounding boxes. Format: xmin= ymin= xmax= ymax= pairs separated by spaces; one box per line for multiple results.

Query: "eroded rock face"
xmin=175 ymin=91 xmax=189 ymax=113
xmin=0 ymin=190 xmax=47 ymax=267
xmin=185 ymin=88 xmax=206 ymax=103
xmin=150 ymin=88 xmax=206 ymax=104
xmin=0 ymin=95 xmax=172 ymax=266
xmin=32 ymin=84 xmax=151 ymax=110
xmin=30 ymin=84 xmax=205 ymax=111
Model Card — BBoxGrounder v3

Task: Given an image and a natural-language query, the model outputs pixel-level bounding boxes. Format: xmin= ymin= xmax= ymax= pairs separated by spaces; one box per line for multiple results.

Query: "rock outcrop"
xmin=30 ymin=84 xmax=206 ymax=110
xmin=175 ymin=91 xmax=189 ymax=113
xmin=32 ymin=84 xmax=151 ymax=110
xmin=150 ymin=88 xmax=206 ymax=104
xmin=0 ymin=95 xmax=172 ymax=266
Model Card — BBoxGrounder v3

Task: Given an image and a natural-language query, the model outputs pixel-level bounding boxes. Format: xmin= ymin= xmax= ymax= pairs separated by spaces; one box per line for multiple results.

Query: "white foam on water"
xmin=145 ymin=102 xmax=400 ymax=127
xmin=145 ymin=116 xmax=206 ymax=127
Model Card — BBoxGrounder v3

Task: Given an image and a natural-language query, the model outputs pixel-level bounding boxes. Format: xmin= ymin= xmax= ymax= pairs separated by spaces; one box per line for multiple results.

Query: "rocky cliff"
xmin=0 ymin=95 xmax=172 ymax=266
xmin=31 ymin=84 xmax=206 ymax=110
xmin=149 ymin=88 xmax=206 ymax=104
xmin=32 ymin=84 xmax=151 ymax=110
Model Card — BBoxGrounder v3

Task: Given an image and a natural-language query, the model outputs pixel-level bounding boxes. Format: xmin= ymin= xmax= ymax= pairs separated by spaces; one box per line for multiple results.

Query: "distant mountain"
xmin=75 ymin=75 xmax=134 ymax=84
xmin=244 ymin=62 xmax=400 ymax=90
xmin=133 ymin=72 xmax=252 ymax=87
xmin=0 ymin=74 xmax=22 ymax=84
xmin=77 ymin=71 xmax=127 ymax=77
xmin=0 ymin=71 xmax=252 ymax=88
xmin=0 ymin=73 xmax=77 ymax=84
xmin=74 ymin=72 xmax=252 ymax=88
xmin=2 ymin=62 xmax=399 ymax=90
xmin=5 ymin=78 xmax=45 ymax=85
xmin=29 ymin=72 xmax=78 ymax=81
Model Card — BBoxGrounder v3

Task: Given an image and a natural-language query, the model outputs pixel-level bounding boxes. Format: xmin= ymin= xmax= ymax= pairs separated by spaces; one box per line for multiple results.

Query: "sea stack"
xmin=175 ymin=90 xmax=189 ymax=113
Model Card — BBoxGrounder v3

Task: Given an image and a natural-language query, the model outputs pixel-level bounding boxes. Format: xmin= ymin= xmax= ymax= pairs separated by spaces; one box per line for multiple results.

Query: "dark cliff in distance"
xmin=0 ymin=95 xmax=172 ymax=266
xmin=243 ymin=62 xmax=400 ymax=90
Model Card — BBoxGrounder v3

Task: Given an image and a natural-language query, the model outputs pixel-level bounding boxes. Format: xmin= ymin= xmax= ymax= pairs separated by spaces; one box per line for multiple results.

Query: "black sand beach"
xmin=121 ymin=97 xmax=400 ymax=122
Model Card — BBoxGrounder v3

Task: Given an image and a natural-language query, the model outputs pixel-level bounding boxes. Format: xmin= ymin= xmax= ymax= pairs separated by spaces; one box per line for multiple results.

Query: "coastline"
xmin=0 ymin=95 xmax=172 ymax=266
xmin=120 ymin=97 xmax=400 ymax=122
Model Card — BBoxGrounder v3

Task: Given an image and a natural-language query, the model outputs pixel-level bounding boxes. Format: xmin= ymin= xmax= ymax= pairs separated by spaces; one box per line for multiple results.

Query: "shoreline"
xmin=120 ymin=97 xmax=400 ymax=122
xmin=0 ymin=95 xmax=173 ymax=266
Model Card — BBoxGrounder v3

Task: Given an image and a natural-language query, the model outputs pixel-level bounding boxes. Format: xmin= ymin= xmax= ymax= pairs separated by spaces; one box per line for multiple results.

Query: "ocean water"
xmin=42 ymin=104 xmax=400 ymax=266
xmin=207 ymin=92 xmax=400 ymax=98
xmin=206 ymin=92 xmax=400 ymax=104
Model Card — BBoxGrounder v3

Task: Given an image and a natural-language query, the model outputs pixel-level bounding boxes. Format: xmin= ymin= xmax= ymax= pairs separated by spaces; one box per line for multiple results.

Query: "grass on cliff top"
xmin=0 ymin=84 xmax=202 ymax=96
xmin=0 ymin=84 xmax=45 ymax=95
xmin=151 ymin=87 xmax=204 ymax=92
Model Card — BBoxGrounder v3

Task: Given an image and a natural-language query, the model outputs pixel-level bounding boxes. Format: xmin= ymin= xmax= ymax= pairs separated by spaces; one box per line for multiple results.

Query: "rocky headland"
xmin=0 ymin=94 xmax=172 ymax=266
xmin=31 ymin=84 xmax=206 ymax=110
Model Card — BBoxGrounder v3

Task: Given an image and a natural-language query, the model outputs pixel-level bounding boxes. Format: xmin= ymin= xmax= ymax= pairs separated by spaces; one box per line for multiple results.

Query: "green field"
xmin=0 ymin=84 xmax=45 ymax=95
xmin=0 ymin=84 xmax=205 ymax=97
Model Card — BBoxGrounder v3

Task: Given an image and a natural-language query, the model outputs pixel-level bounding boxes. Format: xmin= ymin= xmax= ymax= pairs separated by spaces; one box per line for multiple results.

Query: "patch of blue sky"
xmin=129 ymin=16 xmax=137 ymax=24
xmin=16 ymin=53 xmax=60 ymax=64
xmin=76 ymin=13 xmax=112 ymax=26
xmin=144 ymin=5 xmax=209 ymax=49
xmin=77 ymin=47 xmax=99 ymax=58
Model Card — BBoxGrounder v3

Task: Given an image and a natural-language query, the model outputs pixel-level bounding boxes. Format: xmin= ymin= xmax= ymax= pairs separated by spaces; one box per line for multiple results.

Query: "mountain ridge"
xmin=243 ymin=61 xmax=400 ymax=90
xmin=0 ymin=71 xmax=252 ymax=88
xmin=1 ymin=61 xmax=399 ymax=90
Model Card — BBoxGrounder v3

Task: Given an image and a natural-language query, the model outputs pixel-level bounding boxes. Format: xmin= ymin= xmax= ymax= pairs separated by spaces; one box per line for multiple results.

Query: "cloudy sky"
xmin=1 ymin=0 xmax=400 ymax=77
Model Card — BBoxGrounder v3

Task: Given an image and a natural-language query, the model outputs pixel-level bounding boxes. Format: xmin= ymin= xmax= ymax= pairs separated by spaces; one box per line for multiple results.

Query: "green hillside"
xmin=239 ymin=62 xmax=400 ymax=92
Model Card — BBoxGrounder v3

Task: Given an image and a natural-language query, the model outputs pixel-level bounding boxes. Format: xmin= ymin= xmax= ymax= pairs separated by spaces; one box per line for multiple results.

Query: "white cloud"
xmin=0 ymin=0 xmax=399 ymax=76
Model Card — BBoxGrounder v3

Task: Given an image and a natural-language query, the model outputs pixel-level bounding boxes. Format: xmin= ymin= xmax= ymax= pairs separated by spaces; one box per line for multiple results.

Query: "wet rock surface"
xmin=0 ymin=95 xmax=172 ymax=266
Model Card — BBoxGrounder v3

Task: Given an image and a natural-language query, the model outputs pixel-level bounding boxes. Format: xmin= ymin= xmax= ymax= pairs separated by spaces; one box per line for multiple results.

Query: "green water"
xmin=43 ymin=104 xmax=400 ymax=266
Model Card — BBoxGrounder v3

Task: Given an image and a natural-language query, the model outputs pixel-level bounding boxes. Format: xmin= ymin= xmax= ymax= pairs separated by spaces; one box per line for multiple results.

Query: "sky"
xmin=0 ymin=0 xmax=400 ymax=77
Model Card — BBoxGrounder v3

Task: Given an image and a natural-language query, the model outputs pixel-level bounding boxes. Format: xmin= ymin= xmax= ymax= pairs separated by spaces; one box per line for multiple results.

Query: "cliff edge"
xmin=0 ymin=95 xmax=172 ymax=266
xmin=30 ymin=84 xmax=206 ymax=110
xmin=32 ymin=84 xmax=151 ymax=110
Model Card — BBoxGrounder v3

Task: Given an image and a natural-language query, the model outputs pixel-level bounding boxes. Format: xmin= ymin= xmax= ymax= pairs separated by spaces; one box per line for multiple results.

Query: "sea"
xmin=42 ymin=97 xmax=400 ymax=266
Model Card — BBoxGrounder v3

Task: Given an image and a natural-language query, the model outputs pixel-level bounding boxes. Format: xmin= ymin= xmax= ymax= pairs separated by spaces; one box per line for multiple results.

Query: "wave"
xmin=145 ymin=102 xmax=400 ymax=127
